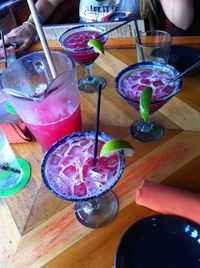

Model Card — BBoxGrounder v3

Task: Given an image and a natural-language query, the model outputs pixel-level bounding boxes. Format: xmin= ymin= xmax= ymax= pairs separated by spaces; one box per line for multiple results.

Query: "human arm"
xmin=1 ymin=0 xmax=64 ymax=51
xmin=160 ymin=0 xmax=194 ymax=30
xmin=30 ymin=0 xmax=64 ymax=25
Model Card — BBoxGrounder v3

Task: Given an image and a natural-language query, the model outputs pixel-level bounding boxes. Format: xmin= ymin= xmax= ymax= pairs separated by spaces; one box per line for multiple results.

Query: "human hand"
xmin=0 ymin=22 xmax=36 ymax=52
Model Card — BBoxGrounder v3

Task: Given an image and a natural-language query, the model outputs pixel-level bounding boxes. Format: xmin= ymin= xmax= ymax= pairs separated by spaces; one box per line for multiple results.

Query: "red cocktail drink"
xmin=42 ymin=131 xmax=125 ymax=200
xmin=59 ymin=25 xmax=108 ymax=93
xmin=42 ymin=131 xmax=125 ymax=227
xmin=62 ymin=30 xmax=106 ymax=65
xmin=115 ymin=62 xmax=182 ymax=142
xmin=25 ymin=102 xmax=82 ymax=151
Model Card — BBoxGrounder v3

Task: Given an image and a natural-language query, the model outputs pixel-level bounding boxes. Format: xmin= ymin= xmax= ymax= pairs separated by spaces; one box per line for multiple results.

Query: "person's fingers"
xmin=19 ymin=40 xmax=33 ymax=52
xmin=2 ymin=23 xmax=36 ymax=51
xmin=6 ymin=35 xmax=26 ymax=51
xmin=5 ymin=25 xmax=26 ymax=45
xmin=19 ymin=43 xmax=29 ymax=52
xmin=4 ymin=35 xmax=17 ymax=46
xmin=0 ymin=35 xmax=9 ymax=47
xmin=5 ymin=31 xmax=22 ymax=48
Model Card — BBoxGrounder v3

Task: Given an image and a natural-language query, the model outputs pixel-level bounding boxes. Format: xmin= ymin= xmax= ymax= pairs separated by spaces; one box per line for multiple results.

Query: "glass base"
xmin=74 ymin=191 xmax=118 ymax=228
xmin=129 ymin=119 xmax=164 ymax=143
xmin=78 ymin=76 xmax=106 ymax=93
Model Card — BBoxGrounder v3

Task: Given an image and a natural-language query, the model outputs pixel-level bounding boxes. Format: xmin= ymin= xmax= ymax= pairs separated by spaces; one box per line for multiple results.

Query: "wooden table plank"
xmin=1 ymin=36 xmax=200 ymax=267
xmin=29 ymin=36 xmax=200 ymax=50
xmin=11 ymin=130 xmax=200 ymax=268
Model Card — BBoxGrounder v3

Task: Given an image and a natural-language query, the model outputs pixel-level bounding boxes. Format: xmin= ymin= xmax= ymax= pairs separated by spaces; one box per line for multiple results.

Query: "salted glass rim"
xmin=115 ymin=61 xmax=183 ymax=105
xmin=58 ymin=24 xmax=109 ymax=53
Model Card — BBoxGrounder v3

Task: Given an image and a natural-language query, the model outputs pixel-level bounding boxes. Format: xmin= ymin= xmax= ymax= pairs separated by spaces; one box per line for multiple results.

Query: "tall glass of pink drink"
xmin=115 ymin=62 xmax=182 ymax=142
xmin=41 ymin=131 xmax=125 ymax=228
xmin=59 ymin=25 xmax=108 ymax=93
xmin=0 ymin=51 xmax=82 ymax=151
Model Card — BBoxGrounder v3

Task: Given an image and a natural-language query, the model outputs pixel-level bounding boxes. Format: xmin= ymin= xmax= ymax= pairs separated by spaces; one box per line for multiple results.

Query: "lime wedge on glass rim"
xmin=88 ymin=39 xmax=105 ymax=55
xmin=140 ymin=87 xmax=153 ymax=122
xmin=100 ymin=139 xmax=134 ymax=157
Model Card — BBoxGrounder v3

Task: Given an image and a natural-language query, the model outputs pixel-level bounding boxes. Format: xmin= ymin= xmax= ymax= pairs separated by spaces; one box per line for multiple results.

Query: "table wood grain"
xmin=1 ymin=36 xmax=200 ymax=268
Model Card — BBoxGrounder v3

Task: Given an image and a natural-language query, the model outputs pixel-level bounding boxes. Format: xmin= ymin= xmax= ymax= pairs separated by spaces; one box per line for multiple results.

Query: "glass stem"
xmin=75 ymin=197 xmax=101 ymax=214
xmin=141 ymin=115 xmax=154 ymax=132
xmin=89 ymin=197 xmax=101 ymax=210
xmin=84 ymin=64 xmax=93 ymax=81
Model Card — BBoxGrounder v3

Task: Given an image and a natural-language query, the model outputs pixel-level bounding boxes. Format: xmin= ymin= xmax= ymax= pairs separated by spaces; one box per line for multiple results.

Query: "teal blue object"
xmin=0 ymin=158 xmax=31 ymax=197
xmin=5 ymin=102 xmax=17 ymax=114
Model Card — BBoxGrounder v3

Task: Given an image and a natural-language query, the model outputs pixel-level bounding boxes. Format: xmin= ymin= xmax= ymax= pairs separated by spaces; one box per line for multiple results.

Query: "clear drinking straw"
xmin=27 ymin=0 xmax=57 ymax=79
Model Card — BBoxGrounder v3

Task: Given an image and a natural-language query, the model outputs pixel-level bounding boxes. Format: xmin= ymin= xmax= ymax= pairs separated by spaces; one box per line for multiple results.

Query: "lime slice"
xmin=100 ymin=139 xmax=134 ymax=157
xmin=88 ymin=39 xmax=105 ymax=55
xmin=140 ymin=87 xmax=152 ymax=122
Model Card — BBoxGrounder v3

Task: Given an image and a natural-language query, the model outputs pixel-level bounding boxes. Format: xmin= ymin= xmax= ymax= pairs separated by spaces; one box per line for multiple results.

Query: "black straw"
xmin=0 ymin=30 xmax=8 ymax=68
xmin=97 ymin=17 xmax=135 ymax=39
xmin=0 ymin=164 xmax=21 ymax=174
xmin=93 ymin=85 xmax=102 ymax=165
xmin=133 ymin=16 xmax=145 ymax=62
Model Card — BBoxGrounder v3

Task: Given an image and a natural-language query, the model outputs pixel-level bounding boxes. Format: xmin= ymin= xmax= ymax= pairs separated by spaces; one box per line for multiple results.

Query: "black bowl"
xmin=168 ymin=45 xmax=200 ymax=74
xmin=114 ymin=215 xmax=200 ymax=268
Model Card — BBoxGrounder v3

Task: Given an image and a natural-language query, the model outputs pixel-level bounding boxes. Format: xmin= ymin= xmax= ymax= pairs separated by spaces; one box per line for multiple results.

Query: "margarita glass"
xmin=115 ymin=62 xmax=182 ymax=142
xmin=41 ymin=131 xmax=125 ymax=228
xmin=59 ymin=25 xmax=108 ymax=93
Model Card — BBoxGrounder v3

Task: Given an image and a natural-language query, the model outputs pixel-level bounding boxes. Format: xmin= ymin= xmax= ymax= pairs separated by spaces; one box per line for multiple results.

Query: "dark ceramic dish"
xmin=114 ymin=215 xmax=200 ymax=268
xmin=168 ymin=45 xmax=200 ymax=74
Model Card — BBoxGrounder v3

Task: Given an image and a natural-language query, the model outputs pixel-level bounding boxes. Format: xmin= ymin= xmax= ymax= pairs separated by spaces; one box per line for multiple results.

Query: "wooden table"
xmin=1 ymin=36 xmax=200 ymax=268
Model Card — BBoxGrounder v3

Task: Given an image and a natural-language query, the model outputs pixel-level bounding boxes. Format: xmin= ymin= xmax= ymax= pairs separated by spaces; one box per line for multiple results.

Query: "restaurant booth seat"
xmin=0 ymin=0 xmax=199 ymax=36
xmin=0 ymin=0 xmax=80 ymax=33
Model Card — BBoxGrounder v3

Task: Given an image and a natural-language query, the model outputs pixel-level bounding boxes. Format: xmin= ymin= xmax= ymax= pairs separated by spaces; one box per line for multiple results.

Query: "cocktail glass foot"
xmin=129 ymin=118 xmax=164 ymax=143
xmin=79 ymin=64 xmax=106 ymax=93
xmin=74 ymin=191 xmax=118 ymax=228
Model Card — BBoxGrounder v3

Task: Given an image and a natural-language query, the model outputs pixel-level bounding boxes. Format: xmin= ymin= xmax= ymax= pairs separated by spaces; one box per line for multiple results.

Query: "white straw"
xmin=27 ymin=0 xmax=57 ymax=79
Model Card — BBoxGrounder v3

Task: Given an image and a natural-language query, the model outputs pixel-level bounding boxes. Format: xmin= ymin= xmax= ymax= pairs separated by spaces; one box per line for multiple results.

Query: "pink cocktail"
xmin=25 ymin=103 xmax=82 ymax=151
xmin=59 ymin=25 xmax=108 ymax=93
xmin=41 ymin=131 xmax=125 ymax=228
xmin=61 ymin=30 xmax=105 ymax=65
xmin=115 ymin=62 xmax=182 ymax=142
